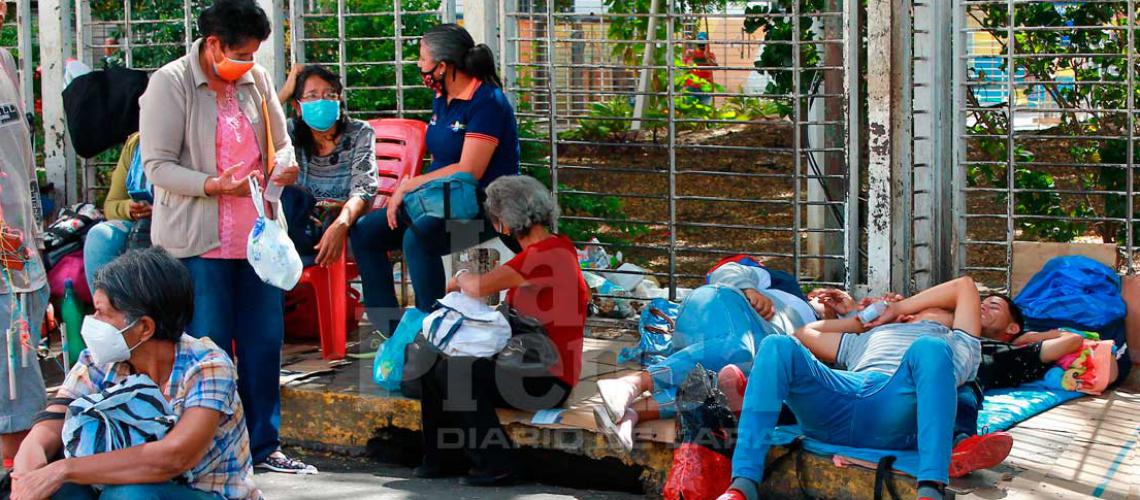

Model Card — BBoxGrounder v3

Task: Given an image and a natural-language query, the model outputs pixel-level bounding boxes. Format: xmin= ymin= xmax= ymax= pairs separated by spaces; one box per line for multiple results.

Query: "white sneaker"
xmin=596 ymin=378 xmax=640 ymax=422
xmin=594 ymin=406 xmax=639 ymax=452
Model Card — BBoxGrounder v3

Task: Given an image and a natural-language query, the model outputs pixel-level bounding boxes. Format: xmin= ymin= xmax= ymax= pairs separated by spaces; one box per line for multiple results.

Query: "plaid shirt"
xmin=58 ymin=335 xmax=259 ymax=499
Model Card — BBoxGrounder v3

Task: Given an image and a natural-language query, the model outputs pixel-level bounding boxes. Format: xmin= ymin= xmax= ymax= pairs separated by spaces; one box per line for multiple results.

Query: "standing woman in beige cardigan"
xmin=138 ymin=0 xmax=313 ymax=474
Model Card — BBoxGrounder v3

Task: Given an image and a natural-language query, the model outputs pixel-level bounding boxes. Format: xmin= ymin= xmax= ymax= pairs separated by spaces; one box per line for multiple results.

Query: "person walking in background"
xmin=0 ymin=0 xmax=51 ymax=474
xmin=138 ymin=0 xmax=314 ymax=474
xmin=682 ymin=32 xmax=718 ymax=106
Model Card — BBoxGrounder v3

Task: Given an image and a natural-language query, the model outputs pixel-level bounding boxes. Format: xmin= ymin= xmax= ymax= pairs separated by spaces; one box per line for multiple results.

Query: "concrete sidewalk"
xmin=257 ymin=451 xmax=641 ymax=500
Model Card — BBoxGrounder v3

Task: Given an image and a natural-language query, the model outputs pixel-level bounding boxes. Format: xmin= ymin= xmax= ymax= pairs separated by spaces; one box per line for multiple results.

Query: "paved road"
xmin=258 ymin=451 xmax=643 ymax=500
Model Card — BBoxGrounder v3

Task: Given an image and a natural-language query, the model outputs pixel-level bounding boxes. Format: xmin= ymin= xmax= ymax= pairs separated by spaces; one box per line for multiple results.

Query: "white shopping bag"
xmin=246 ymin=177 xmax=302 ymax=290
xmin=422 ymin=292 xmax=511 ymax=358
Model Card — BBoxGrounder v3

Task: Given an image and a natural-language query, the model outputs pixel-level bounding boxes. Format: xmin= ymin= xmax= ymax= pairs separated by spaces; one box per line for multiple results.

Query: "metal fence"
xmin=289 ymin=0 xmax=457 ymax=119
xmin=502 ymin=0 xmax=860 ymax=298
xmin=73 ymin=0 xmax=203 ymax=202
xmin=949 ymin=0 xmax=1140 ymax=291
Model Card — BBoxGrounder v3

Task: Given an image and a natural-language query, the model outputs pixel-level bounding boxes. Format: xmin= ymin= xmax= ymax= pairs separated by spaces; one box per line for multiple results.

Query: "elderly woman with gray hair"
xmin=350 ymin=23 xmax=521 ymax=337
xmin=416 ymin=175 xmax=589 ymax=487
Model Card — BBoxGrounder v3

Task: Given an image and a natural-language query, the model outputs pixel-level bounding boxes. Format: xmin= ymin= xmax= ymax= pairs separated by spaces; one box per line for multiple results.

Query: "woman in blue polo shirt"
xmin=350 ymin=23 xmax=520 ymax=334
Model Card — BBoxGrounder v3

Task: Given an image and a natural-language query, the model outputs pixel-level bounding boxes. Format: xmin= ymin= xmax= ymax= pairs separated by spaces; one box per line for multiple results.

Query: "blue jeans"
xmin=350 ymin=207 xmax=498 ymax=335
xmin=649 ymin=285 xmax=777 ymax=418
xmin=732 ymin=335 xmax=957 ymax=485
xmin=53 ymin=482 xmax=220 ymax=500
xmin=83 ymin=220 xmax=133 ymax=285
xmin=181 ymin=257 xmax=283 ymax=463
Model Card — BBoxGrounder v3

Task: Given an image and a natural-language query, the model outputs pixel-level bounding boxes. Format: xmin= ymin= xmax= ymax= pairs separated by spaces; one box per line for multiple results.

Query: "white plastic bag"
xmin=246 ymin=177 xmax=302 ymax=290
xmin=422 ymin=292 xmax=511 ymax=358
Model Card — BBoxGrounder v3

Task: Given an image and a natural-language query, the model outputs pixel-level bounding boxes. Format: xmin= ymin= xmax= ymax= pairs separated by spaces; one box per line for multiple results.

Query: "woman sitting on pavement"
xmin=11 ymin=247 xmax=259 ymax=500
xmin=279 ymin=64 xmax=378 ymax=267
xmin=592 ymin=261 xmax=858 ymax=450
xmin=83 ymin=133 xmax=151 ymax=285
xmin=416 ymin=175 xmax=589 ymax=486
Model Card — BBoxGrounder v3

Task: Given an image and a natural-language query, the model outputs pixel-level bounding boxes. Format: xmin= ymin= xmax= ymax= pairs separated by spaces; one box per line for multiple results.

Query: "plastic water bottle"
xmin=60 ymin=280 xmax=86 ymax=366
xmin=857 ymin=301 xmax=889 ymax=325
xmin=263 ymin=177 xmax=284 ymax=203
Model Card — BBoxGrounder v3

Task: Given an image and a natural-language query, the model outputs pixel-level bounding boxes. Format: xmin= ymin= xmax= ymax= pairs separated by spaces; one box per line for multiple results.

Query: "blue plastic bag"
xmin=125 ymin=145 xmax=153 ymax=203
xmin=1014 ymin=255 xmax=1126 ymax=343
xmin=619 ymin=298 xmax=680 ymax=366
xmin=373 ymin=308 xmax=429 ymax=391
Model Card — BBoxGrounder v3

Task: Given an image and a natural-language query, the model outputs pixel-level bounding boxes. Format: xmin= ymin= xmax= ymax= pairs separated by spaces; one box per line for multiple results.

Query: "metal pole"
xmin=289 ymin=0 xmax=305 ymax=64
xmin=122 ymin=0 xmax=132 ymax=68
xmin=666 ymin=0 xmax=676 ymax=300
xmin=394 ymin=0 xmax=404 ymax=117
xmin=40 ymin=0 xmax=77 ymax=204
xmin=843 ymin=0 xmax=861 ymax=291
xmin=545 ymin=0 xmax=559 ymax=233
xmin=1127 ymin=0 xmax=1135 ymax=273
xmin=951 ymin=0 xmax=967 ymax=278
xmin=1004 ymin=0 xmax=1015 ymax=291
xmin=793 ymin=0 xmax=802 ymax=283
xmin=866 ymin=0 xmax=892 ymax=294
xmin=500 ymin=0 xmax=518 ymax=105
xmin=630 ymin=0 xmax=660 ymax=131
xmin=337 ymin=0 xmax=347 ymax=97
xmin=15 ymin=0 xmax=32 ymax=113
xmin=184 ymin=0 xmax=193 ymax=52
xmin=443 ymin=0 xmax=457 ymax=24
xmin=890 ymin=0 xmax=913 ymax=294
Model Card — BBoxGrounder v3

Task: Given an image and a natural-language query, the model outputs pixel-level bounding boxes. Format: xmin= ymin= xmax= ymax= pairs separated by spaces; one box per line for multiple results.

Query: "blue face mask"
xmin=300 ymin=99 xmax=340 ymax=132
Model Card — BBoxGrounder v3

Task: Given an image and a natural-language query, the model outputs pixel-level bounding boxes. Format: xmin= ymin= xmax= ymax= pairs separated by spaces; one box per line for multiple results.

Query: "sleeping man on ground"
xmin=592 ymin=261 xmax=859 ymax=450
xmin=716 ymin=276 xmax=988 ymax=500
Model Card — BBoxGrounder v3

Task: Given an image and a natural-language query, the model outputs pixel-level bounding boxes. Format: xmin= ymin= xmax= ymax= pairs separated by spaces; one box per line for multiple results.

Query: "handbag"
xmin=496 ymin=304 xmax=561 ymax=377
xmin=402 ymin=172 xmax=481 ymax=227
xmin=246 ymin=176 xmax=303 ymax=291
xmin=421 ymin=292 xmax=511 ymax=358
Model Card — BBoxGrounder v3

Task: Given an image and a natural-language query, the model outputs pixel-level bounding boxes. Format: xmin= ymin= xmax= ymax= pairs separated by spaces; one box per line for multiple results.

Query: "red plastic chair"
xmin=297 ymin=118 xmax=427 ymax=360
xmin=369 ymin=118 xmax=428 ymax=208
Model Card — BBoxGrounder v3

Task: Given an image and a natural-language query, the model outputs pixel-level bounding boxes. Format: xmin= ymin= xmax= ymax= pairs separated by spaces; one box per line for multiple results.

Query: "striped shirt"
xmin=836 ymin=321 xmax=982 ymax=386
xmin=58 ymin=335 xmax=258 ymax=499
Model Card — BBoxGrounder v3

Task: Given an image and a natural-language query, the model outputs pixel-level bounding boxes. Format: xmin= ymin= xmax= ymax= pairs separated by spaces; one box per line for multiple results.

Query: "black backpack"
xmin=62 ymin=67 xmax=149 ymax=158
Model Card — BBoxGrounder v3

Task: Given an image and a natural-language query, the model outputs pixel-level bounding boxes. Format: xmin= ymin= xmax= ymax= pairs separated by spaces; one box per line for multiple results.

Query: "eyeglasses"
xmin=300 ymin=91 xmax=340 ymax=102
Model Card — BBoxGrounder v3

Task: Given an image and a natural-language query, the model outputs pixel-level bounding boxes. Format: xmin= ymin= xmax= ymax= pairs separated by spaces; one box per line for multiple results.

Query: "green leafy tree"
xmin=967 ymin=2 xmax=1134 ymax=242
xmin=741 ymin=0 xmax=825 ymax=118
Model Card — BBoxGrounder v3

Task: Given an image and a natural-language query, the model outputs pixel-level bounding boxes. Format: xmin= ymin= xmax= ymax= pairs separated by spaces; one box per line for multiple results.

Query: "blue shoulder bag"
xmin=402 ymin=172 xmax=480 ymax=227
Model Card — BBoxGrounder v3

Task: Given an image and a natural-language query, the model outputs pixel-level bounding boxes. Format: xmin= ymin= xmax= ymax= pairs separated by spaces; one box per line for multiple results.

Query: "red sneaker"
xmin=949 ymin=432 xmax=1013 ymax=478
xmin=718 ymin=364 xmax=747 ymax=414
xmin=716 ymin=489 xmax=748 ymax=500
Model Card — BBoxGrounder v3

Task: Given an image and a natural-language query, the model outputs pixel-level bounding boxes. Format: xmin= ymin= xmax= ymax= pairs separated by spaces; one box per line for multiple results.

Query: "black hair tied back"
xmin=464 ymin=43 xmax=502 ymax=88
xmin=423 ymin=24 xmax=503 ymax=88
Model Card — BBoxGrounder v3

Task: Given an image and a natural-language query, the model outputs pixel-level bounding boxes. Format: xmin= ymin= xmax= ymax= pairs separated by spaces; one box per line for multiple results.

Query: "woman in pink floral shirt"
xmin=138 ymin=0 xmax=311 ymax=474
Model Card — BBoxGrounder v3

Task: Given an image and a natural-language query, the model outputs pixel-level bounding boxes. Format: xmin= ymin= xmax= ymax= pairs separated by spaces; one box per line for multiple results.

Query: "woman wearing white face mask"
xmin=138 ymin=0 xmax=312 ymax=473
xmin=11 ymin=248 xmax=261 ymax=500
